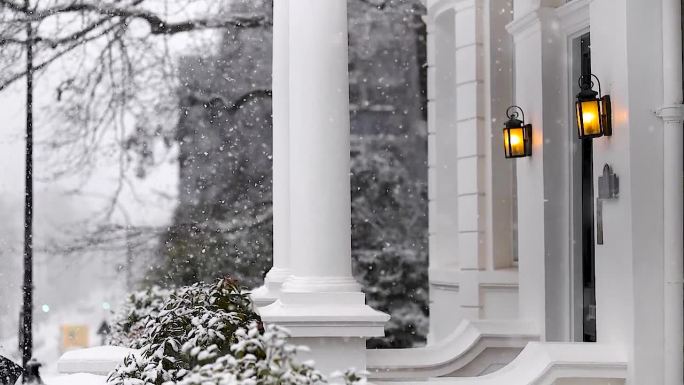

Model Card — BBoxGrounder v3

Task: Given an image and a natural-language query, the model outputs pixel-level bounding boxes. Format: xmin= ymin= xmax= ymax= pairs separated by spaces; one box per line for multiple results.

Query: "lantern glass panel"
xmin=577 ymin=99 xmax=602 ymax=137
xmin=504 ymin=126 xmax=526 ymax=158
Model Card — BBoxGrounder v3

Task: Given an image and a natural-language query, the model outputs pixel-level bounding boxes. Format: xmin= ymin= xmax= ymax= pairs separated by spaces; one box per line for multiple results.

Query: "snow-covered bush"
xmin=175 ymin=324 xmax=363 ymax=385
xmin=107 ymin=278 xmax=261 ymax=384
xmin=107 ymin=279 xmax=365 ymax=385
xmin=108 ymin=286 xmax=172 ymax=348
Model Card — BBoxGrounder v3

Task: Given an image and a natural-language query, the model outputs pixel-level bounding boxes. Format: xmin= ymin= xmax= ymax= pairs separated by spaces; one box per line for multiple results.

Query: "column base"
xmin=259 ymin=291 xmax=389 ymax=337
xmin=259 ymin=288 xmax=389 ymax=378
xmin=250 ymin=267 xmax=292 ymax=307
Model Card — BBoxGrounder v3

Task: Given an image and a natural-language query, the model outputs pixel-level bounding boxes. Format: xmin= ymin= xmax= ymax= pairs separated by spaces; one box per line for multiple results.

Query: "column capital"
xmin=656 ymin=104 xmax=684 ymax=123
xmin=506 ymin=7 xmax=556 ymax=42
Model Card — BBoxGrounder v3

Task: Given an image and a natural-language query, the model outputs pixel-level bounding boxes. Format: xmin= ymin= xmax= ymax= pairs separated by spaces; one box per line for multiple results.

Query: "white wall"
xmin=591 ymin=0 xmax=668 ymax=383
xmin=511 ymin=0 xmax=673 ymax=382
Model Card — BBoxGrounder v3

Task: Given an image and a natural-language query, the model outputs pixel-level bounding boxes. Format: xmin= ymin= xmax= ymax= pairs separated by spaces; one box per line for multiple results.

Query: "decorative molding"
xmin=429 ymin=267 xmax=519 ymax=289
xmin=427 ymin=0 xmax=477 ymax=22
xmin=656 ymin=104 xmax=684 ymax=123
xmin=367 ymin=320 xmax=537 ymax=380
xmin=251 ymin=267 xmax=292 ymax=307
xmin=258 ymin=292 xmax=389 ymax=338
xmin=506 ymin=7 xmax=557 ymax=42
xmin=372 ymin=341 xmax=628 ymax=384
xmin=555 ymin=0 xmax=590 ymax=34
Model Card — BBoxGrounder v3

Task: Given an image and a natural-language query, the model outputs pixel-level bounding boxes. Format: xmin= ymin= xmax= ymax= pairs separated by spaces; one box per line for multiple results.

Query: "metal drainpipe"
xmin=659 ymin=0 xmax=684 ymax=383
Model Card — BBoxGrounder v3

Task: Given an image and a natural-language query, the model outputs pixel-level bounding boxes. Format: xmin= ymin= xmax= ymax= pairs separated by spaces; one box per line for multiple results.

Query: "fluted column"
xmin=259 ymin=0 xmax=388 ymax=376
xmin=251 ymin=0 xmax=292 ymax=306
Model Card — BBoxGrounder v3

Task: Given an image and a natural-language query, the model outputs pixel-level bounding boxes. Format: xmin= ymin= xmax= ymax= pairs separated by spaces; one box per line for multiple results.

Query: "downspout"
xmin=657 ymin=0 xmax=684 ymax=383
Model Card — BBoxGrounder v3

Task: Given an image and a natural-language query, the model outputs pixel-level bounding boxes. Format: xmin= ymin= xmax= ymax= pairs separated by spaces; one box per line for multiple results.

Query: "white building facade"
xmin=255 ymin=0 xmax=684 ymax=383
xmin=59 ymin=0 xmax=684 ymax=384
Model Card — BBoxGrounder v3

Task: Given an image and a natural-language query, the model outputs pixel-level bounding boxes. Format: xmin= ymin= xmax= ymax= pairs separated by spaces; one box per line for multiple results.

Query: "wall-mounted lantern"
xmin=576 ymin=74 xmax=612 ymax=139
xmin=503 ymin=106 xmax=532 ymax=158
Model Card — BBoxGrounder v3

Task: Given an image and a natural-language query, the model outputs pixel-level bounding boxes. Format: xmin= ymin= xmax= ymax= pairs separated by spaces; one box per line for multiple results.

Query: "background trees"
xmin=0 ymin=0 xmax=428 ymax=349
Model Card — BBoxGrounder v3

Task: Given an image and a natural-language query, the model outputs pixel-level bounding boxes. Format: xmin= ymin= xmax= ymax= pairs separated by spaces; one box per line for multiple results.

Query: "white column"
xmin=259 ymin=0 xmax=388 ymax=376
xmin=251 ymin=0 xmax=291 ymax=307
xmin=659 ymin=105 xmax=684 ymax=385
xmin=658 ymin=1 xmax=684 ymax=382
xmin=285 ymin=0 xmax=357 ymax=291
xmin=507 ymin=4 xmax=568 ymax=341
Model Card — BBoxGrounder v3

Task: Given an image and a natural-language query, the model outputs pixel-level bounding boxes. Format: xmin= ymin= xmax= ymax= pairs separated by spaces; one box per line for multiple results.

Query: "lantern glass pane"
xmin=504 ymin=127 xmax=525 ymax=157
xmin=504 ymin=129 xmax=511 ymax=157
xmin=578 ymin=99 xmax=602 ymax=137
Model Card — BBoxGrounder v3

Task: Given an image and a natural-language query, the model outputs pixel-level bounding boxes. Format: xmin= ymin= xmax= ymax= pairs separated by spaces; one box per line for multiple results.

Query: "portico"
xmin=256 ymin=0 xmax=684 ymax=384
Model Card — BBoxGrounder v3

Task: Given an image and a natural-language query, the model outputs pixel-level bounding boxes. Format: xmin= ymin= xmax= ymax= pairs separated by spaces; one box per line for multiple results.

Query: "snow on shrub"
xmin=107 ymin=278 xmax=261 ymax=384
xmin=107 ymin=278 xmax=365 ymax=385
xmin=108 ymin=286 xmax=172 ymax=348
xmin=175 ymin=323 xmax=364 ymax=385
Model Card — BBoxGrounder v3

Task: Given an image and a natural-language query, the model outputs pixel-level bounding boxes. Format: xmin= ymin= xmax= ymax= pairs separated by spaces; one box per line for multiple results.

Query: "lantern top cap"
xmin=577 ymin=73 xmax=602 ymax=100
xmin=505 ymin=105 xmax=525 ymax=127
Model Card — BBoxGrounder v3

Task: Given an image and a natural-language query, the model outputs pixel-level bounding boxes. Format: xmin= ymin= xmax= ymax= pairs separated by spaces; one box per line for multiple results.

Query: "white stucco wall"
xmin=591 ymin=0 xmax=668 ymax=383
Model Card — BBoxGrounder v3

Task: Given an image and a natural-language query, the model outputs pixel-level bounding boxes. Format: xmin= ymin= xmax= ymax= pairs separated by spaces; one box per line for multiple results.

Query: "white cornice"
xmin=426 ymin=0 xmax=475 ymax=23
xmin=505 ymin=7 xmax=556 ymax=42
xmin=555 ymin=0 xmax=590 ymax=35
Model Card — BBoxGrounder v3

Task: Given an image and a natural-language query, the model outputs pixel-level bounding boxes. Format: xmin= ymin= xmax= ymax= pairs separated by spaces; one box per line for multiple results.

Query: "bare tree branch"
xmin=0 ymin=0 xmax=268 ymax=35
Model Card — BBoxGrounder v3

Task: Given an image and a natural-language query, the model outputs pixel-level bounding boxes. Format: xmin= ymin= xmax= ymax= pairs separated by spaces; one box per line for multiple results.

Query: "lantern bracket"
xmin=506 ymin=105 xmax=525 ymax=123
xmin=578 ymin=73 xmax=602 ymax=97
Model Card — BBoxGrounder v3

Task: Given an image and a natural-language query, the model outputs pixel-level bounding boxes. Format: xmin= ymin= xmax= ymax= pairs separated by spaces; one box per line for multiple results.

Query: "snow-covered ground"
xmin=44 ymin=373 xmax=107 ymax=385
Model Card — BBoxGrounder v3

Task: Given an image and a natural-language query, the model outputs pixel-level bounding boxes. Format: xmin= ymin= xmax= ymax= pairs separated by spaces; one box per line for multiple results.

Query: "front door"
xmin=578 ymin=32 xmax=597 ymax=342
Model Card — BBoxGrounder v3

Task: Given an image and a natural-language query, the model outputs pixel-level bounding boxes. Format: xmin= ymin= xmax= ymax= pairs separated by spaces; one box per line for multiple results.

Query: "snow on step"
xmin=57 ymin=346 xmax=136 ymax=376
xmin=44 ymin=373 xmax=107 ymax=385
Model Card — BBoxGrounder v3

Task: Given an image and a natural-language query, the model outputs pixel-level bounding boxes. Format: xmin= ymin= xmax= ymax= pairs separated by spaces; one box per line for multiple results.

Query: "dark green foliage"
xmin=108 ymin=286 xmax=172 ymax=348
xmin=350 ymin=137 xmax=429 ymax=348
xmin=108 ymin=280 xmax=364 ymax=385
xmin=108 ymin=278 xmax=261 ymax=385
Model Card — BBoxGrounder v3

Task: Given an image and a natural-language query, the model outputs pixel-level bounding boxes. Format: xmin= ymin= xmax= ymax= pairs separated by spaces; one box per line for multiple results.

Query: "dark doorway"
xmin=579 ymin=33 xmax=597 ymax=342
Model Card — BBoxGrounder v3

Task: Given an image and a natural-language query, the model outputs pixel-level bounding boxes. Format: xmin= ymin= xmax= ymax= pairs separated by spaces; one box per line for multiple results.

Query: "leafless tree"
xmin=0 ymin=1 xmax=270 ymax=221
xmin=0 ymin=0 xmax=423 ymax=277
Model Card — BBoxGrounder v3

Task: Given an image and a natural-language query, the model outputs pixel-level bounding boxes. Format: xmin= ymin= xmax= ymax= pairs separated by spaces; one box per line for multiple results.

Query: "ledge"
xmin=367 ymin=319 xmax=537 ymax=380
xmin=259 ymin=292 xmax=390 ymax=338
xmin=430 ymin=267 xmax=519 ymax=289
xmin=57 ymin=346 xmax=136 ymax=376
xmin=372 ymin=342 xmax=627 ymax=385
xmin=656 ymin=104 xmax=684 ymax=122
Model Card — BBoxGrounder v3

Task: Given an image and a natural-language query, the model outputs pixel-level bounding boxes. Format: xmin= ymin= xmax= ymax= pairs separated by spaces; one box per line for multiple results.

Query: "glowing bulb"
xmin=102 ymin=302 xmax=111 ymax=310
xmin=510 ymin=135 xmax=522 ymax=145
xmin=583 ymin=112 xmax=596 ymax=123
xmin=41 ymin=304 xmax=50 ymax=313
